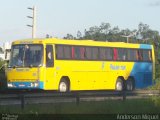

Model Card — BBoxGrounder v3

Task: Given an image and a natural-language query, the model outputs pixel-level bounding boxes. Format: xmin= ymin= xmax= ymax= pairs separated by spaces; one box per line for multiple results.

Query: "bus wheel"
xmin=116 ymin=78 xmax=124 ymax=91
xmin=126 ymin=78 xmax=134 ymax=91
xmin=59 ymin=79 xmax=69 ymax=92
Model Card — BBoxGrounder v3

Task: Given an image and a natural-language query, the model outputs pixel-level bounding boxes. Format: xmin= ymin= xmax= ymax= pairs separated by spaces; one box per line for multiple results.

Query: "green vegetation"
xmin=155 ymin=64 xmax=160 ymax=80
xmin=64 ymin=22 xmax=160 ymax=48
xmin=0 ymin=60 xmax=5 ymax=67
xmin=0 ymin=99 xmax=160 ymax=114
xmin=0 ymin=60 xmax=7 ymax=90
xmin=0 ymin=47 xmax=4 ymax=54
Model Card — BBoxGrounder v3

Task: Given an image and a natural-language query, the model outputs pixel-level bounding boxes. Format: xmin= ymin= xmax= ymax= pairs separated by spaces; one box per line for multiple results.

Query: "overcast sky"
xmin=0 ymin=0 xmax=160 ymax=46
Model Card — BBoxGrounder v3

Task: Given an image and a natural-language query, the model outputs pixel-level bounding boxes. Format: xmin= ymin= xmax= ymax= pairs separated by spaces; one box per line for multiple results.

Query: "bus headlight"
xmin=8 ymin=83 xmax=14 ymax=88
xmin=30 ymin=82 xmax=39 ymax=87
xmin=31 ymin=83 xmax=34 ymax=87
xmin=35 ymin=83 xmax=39 ymax=87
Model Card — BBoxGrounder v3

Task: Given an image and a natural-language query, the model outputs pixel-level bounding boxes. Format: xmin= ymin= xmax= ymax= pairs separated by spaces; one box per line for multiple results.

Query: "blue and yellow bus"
xmin=6 ymin=38 xmax=155 ymax=92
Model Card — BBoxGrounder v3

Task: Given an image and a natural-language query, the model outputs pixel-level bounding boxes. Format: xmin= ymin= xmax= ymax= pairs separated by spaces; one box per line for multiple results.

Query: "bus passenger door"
xmin=45 ymin=45 xmax=55 ymax=90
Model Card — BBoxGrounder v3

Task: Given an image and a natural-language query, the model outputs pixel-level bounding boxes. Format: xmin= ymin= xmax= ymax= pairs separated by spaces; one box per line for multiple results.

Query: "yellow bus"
xmin=6 ymin=38 xmax=155 ymax=92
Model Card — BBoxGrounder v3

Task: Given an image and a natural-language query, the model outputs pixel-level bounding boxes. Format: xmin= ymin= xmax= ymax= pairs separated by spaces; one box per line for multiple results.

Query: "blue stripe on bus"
xmin=8 ymin=81 xmax=44 ymax=89
xmin=39 ymin=81 xmax=44 ymax=89
xmin=140 ymin=44 xmax=151 ymax=49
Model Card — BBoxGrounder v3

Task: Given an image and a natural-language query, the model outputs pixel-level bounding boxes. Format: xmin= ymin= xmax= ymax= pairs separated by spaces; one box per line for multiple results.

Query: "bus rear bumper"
xmin=7 ymin=81 xmax=44 ymax=89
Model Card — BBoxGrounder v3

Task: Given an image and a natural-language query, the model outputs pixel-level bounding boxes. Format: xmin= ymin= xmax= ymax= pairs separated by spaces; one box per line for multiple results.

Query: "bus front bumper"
xmin=7 ymin=81 xmax=44 ymax=89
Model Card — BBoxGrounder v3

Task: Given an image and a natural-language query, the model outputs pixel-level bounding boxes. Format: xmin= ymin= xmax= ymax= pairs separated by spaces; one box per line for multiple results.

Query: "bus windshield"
xmin=9 ymin=44 xmax=43 ymax=67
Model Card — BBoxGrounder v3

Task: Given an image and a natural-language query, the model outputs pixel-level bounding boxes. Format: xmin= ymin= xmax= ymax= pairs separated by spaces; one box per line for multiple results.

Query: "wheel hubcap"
xmin=127 ymin=81 xmax=133 ymax=91
xmin=59 ymin=82 xmax=67 ymax=92
xmin=116 ymin=82 xmax=123 ymax=91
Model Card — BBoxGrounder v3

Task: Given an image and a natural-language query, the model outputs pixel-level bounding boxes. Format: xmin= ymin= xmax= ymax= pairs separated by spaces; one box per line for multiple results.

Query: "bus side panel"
xmin=130 ymin=62 xmax=153 ymax=89
xmin=130 ymin=44 xmax=153 ymax=89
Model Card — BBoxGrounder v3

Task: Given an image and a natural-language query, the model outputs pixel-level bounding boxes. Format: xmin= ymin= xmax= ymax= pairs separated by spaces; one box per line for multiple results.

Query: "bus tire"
xmin=116 ymin=78 xmax=124 ymax=91
xmin=59 ymin=78 xmax=69 ymax=92
xmin=126 ymin=78 xmax=134 ymax=91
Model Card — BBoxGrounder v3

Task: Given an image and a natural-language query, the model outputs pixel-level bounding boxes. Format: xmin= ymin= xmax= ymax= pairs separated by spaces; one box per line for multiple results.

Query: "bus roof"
xmin=12 ymin=38 xmax=153 ymax=49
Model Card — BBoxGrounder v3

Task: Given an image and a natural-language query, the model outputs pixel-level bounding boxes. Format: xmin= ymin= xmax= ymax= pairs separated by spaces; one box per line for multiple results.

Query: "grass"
xmin=0 ymin=71 xmax=7 ymax=90
xmin=1 ymin=99 xmax=160 ymax=120
xmin=0 ymin=61 xmax=7 ymax=90
xmin=0 ymin=99 xmax=160 ymax=114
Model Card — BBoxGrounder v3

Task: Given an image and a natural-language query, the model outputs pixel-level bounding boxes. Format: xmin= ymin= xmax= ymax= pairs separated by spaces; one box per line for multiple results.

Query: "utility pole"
xmin=121 ymin=31 xmax=137 ymax=43
xmin=27 ymin=6 xmax=36 ymax=38
xmin=121 ymin=35 xmax=130 ymax=43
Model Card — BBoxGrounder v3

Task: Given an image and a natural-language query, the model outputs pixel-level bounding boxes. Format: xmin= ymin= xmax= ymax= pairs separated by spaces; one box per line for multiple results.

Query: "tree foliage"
xmin=64 ymin=22 xmax=159 ymax=46
xmin=63 ymin=34 xmax=75 ymax=40
xmin=0 ymin=47 xmax=3 ymax=53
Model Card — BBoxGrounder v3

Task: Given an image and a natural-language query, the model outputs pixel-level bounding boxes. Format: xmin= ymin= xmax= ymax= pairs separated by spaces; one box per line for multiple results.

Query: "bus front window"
xmin=9 ymin=44 xmax=43 ymax=67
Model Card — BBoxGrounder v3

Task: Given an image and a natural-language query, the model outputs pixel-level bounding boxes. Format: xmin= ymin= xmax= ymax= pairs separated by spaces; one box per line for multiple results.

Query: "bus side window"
xmin=148 ymin=50 xmax=152 ymax=61
xmin=138 ymin=50 xmax=143 ymax=61
xmin=99 ymin=48 xmax=106 ymax=60
xmin=64 ymin=46 xmax=71 ymax=59
xmin=142 ymin=50 xmax=152 ymax=62
xmin=117 ymin=48 xmax=126 ymax=61
xmin=56 ymin=45 xmax=64 ymax=59
xmin=71 ymin=47 xmax=75 ymax=59
xmin=92 ymin=47 xmax=99 ymax=60
xmin=46 ymin=45 xmax=54 ymax=67
xmin=128 ymin=49 xmax=137 ymax=61
xmin=106 ymin=48 xmax=113 ymax=60
xmin=136 ymin=50 xmax=139 ymax=60
xmin=80 ymin=47 xmax=85 ymax=59
xmin=74 ymin=47 xmax=81 ymax=59
xmin=113 ymin=48 xmax=117 ymax=61
xmin=85 ymin=47 xmax=92 ymax=60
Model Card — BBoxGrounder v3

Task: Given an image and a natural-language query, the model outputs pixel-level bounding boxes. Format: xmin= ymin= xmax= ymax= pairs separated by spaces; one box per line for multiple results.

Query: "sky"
xmin=0 ymin=0 xmax=160 ymax=47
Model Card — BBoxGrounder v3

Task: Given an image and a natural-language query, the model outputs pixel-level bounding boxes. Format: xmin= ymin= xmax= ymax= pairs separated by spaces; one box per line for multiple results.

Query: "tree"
xmin=110 ymin=26 xmax=120 ymax=35
xmin=138 ymin=22 xmax=154 ymax=39
xmin=64 ymin=34 xmax=74 ymax=40
xmin=64 ymin=22 xmax=160 ymax=45
xmin=100 ymin=22 xmax=111 ymax=34
xmin=77 ymin=31 xmax=82 ymax=39
xmin=89 ymin=26 xmax=101 ymax=35
xmin=120 ymin=29 xmax=132 ymax=36
xmin=0 ymin=47 xmax=3 ymax=53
